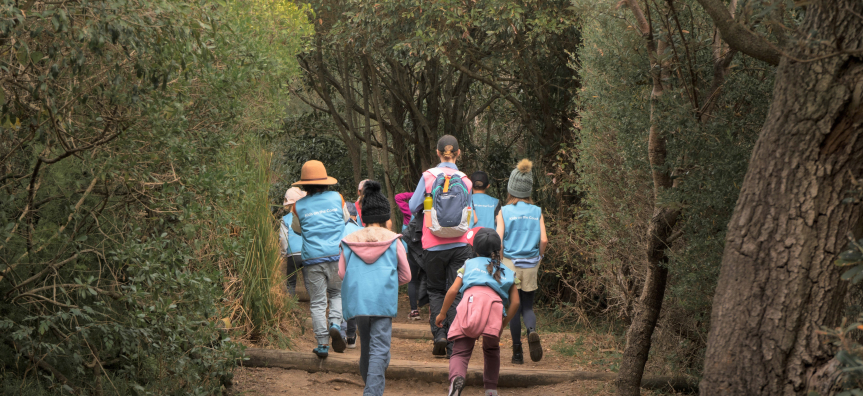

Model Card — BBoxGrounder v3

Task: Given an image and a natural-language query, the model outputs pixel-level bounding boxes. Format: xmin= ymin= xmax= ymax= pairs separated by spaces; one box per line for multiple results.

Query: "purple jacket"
xmin=394 ymin=192 xmax=413 ymax=226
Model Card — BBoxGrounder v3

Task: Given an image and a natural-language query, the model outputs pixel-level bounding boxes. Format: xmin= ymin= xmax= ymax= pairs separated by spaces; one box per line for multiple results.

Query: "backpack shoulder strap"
xmin=422 ymin=168 xmax=444 ymax=193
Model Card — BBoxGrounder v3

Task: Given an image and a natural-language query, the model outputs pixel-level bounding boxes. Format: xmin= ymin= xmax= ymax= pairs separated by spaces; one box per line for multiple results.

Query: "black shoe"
xmin=512 ymin=343 xmax=524 ymax=364
xmin=527 ymin=329 xmax=543 ymax=362
xmin=329 ymin=324 xmax=346 ymax=353
xmin=433 ymin=336 xmax=448 ymax=356
xmin=448 ymin=375 xmax=465 ymax=396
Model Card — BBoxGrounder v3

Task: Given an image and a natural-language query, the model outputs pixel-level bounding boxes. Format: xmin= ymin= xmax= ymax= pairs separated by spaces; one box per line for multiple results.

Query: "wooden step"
xmin=302 ymin=318 xmax=511 ymax=340
xmin=243 ymin=348 xmax=696 ymax=392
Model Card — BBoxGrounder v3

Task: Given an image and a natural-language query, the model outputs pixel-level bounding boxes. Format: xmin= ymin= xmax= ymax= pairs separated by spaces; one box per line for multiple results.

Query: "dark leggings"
xmin=509 ymin=290 xmax=536 ymax=345
xmin=408 ymin=254 xmax=422 ymax=310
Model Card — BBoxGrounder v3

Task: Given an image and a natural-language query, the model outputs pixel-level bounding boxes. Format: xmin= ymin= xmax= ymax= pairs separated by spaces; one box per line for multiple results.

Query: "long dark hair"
xmin=485 ymin=250 xmax=503 ymax=283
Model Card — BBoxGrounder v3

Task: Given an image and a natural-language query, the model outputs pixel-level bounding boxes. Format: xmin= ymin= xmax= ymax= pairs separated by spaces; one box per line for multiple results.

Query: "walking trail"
xmin=229 ymin=281 xmax=692 ymax=396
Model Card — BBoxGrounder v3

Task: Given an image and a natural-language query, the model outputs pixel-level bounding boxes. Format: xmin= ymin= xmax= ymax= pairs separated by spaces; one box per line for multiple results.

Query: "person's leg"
xmin=482 ymin=336 xmax=501 ymax=390
xmin=346 ymin=318 xmax=357 ymax=339
xmin=324 ymin=260 xmax=346 ymax=352
xmin=422 ymin=250 xmax=450 ymax=344
xmin=302 ymin=265 xmax=330 ymax=347
xmin=357 ymin=316 xmax=371 ymax=383
xmin=443 ymin=246 xmax=472 ymax=355
xmin=408 ymin=254 xmax=421 ymax=311
xmin=285 ymin=255 xmax=301 ymax=295
xmin=448 ymin=338 xmax=475 ymax=383
xmin=520 ymin=290 xmax=537 ymax=330
xmin=363 ymin=317 xmax=392 ymax=396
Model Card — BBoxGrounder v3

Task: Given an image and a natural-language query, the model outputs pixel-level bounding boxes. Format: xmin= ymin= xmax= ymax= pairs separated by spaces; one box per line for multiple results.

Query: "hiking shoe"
xmin=433 ymin=336 xmax=448 ymax=356
xmin=512 ymin=343 xmax=524 ymax=364
xmin=313 ymin=344 xmax=329 ymax=358
xmin=329 ymin=324 xmax=346 ymax=353
xmin=347 ymin=336 xmax=357 ymax=349
xmin=527 ymin=329 xmax=543 ymax=362
xmin=448 ymin=376 xmax=465 ymax=396
xmin=409 ymin=310 xmax=421 ymax=320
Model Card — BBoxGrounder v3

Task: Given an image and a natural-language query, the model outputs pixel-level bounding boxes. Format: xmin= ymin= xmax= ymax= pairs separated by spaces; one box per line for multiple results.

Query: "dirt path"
xmin=230 ymin=287 xmax=681 ymax=395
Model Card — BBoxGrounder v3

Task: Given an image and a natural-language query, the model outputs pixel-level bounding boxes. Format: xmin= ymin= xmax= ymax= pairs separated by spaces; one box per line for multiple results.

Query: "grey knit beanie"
xmin=507 ymin=159 xmax=533 ymax=198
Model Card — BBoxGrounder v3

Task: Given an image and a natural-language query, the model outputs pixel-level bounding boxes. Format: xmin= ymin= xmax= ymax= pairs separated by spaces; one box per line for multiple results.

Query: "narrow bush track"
xmin=231 ymin=284 xmax=692 ymax=395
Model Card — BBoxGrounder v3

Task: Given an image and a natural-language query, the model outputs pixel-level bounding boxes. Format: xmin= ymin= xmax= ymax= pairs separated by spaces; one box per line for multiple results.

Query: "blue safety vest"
xmin=294 ymin=191 xmax=345 ymax=263
xmin=501 ymin=202 xmax=541 ymax=259
xmin=471 ymin=193 xmax=499 ymax=230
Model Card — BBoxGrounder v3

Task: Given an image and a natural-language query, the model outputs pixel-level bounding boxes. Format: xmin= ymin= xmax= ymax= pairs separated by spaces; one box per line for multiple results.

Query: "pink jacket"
xmin=338 ymin=227 xmax=411 ymax=285
xmin=394 ymin=192 xmax=413 ymax=226
xmin=447 ymin=285 xmax=504 ymax=340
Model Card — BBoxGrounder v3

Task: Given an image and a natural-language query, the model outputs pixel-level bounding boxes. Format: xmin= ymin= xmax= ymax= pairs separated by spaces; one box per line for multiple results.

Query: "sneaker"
xmin=329 ymin=324 xmax=346 ymax=353
xmin=485 ymin=390 xmax=499 ymax=396
xmin=448 ymin=376 xmax=465 ymax=396
xmin=313 ymin=344 xmax=329 ymax=358
xmin=409 ymin=310 xmax=421 ymax=320
xmin=433 ymin=336 xmax=448 ymax=356
xmin=347 ymin=336 xmax=357 ymax=349
xmin=511 ymin=343 xmax=524 ymax=364
xmin=527 ymin=329 xmax=543 ymax=362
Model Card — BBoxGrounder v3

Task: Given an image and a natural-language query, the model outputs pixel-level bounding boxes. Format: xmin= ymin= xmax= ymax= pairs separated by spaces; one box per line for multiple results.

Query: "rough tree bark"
xmin=699 ymin=1 xmax=863 ymax=394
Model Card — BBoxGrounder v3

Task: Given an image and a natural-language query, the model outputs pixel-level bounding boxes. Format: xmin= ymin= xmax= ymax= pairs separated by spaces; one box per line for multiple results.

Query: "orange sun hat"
xmin=292 ymin=160 xmax=338 ymax=186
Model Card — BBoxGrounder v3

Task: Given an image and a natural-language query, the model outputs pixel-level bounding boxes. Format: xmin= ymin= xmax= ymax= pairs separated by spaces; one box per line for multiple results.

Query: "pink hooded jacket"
xmin=338 ymin=227 xmax=411 ymax=285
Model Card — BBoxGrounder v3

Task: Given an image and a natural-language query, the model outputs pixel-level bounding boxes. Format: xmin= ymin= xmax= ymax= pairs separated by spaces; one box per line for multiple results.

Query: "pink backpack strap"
xmin=422 ymin=168 xmax=444 ymax=193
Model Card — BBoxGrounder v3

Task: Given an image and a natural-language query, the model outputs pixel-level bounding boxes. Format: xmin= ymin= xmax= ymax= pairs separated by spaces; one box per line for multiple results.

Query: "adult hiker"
xmin=469 ymin=171 xmax=500 ymax=230
xmin=408 ymin=134 xmax=474 ymax=357
xmin=495 ymin=159 xmax=548 ymax=364
xmin=339 ymin=180 xmax=411 ymax=396
xmin=279 ymin=187 xmax=306 ymax=296
xmin=437 ymin=227 xmax=520 ymax=396
xmin=290 ymin=160 xmax=349 ymax=358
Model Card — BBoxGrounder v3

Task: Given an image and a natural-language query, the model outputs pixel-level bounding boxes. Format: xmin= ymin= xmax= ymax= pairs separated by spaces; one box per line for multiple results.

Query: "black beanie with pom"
xmin=361 ymin=180 xmax=390 ymax=225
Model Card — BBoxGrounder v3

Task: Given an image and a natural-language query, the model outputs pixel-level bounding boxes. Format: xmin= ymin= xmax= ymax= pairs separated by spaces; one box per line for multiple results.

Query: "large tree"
xmin=698 ymin=0 xmax=863 ymax=394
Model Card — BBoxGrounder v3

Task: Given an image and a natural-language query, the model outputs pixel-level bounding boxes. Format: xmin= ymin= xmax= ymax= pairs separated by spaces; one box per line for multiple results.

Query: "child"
xmin=436 ymin=228 xmax=520 ymax=396
xmin=495 ymin=159 xmax=548 ymax=364
xmin=469 ymin=171 xmax=500 ymax=230
xmin=279 ymin=187 xmax=306 ymax=295
xmin=396 ymin=191 xmax=425 ymax=320
xmin=290 ymin=160 xmax=349 ymax=358
xmin=340 ymin=204 xmax=363 ymax=349
xmin=339 ymin=180 xmax=411 ymax=396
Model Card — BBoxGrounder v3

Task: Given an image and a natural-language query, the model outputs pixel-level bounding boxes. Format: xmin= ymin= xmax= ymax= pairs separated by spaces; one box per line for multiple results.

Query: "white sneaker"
xmin=448 ymin=376 xmax=465 ymax=396
xmin=485 ymin=390 xmax=499 ymax=396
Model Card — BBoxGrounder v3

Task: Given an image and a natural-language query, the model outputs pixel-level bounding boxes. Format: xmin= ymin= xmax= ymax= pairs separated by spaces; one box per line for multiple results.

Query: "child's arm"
xmin=539 ymin=214 xmax=548 ymax=256
xmin=435 ymin=277 xmax=463 ymax=328
xmin=338 ymin=249 xmax=347 ymax=280
xmin=395 ymin=239 xmax=411 ymax=285
xmin=500 ymin=284 xmax=520 ymax=336
xmin=496 ymin=212 xmax=505 ymax=255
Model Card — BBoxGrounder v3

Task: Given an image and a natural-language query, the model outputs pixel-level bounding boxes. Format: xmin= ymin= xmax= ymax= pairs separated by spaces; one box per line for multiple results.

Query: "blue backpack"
xmin=423 ymin=168 xmax=472 ymax=238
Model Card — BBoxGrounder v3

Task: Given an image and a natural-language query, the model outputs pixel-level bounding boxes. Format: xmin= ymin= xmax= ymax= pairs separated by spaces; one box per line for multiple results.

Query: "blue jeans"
xmin=357 ymin=316 xmax=392 ymax=396
xmin=302 ymin=261 xmax=343 ymax=345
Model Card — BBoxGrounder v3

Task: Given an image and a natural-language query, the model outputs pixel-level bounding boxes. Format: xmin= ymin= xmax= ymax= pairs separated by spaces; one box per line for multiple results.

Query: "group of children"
xmin=279 ymin=135 xmax=549 ymax=396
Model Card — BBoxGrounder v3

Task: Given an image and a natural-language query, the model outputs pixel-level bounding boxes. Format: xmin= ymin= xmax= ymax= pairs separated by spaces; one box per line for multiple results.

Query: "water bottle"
xmin=423 ymin=193 xmax=433 ymax=225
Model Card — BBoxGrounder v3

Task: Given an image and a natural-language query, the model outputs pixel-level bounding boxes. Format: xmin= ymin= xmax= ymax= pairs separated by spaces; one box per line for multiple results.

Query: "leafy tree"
xmin=0 ymin=0 xmax=309 ymax=393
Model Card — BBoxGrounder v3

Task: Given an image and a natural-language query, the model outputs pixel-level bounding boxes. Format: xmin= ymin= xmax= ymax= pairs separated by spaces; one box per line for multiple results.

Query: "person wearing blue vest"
xmin=279 ymin=187 xmax=306 ymax=295
xmin=339 ymin=180 xmax=411 ymax=396
xmin=290 ymin=160 xmax=349 ymax=359
xmin=340 ymin=203 xmax=363 ymax=350
xmin=435 ymin=228 xmax=520 ymax=396
xmin=495 ymin=159 xmax=548 ymax=364
xmin=408 ymin=135 xmax=475 ymax=358
xmin=469 ymin=171 xmax=500 ymax=230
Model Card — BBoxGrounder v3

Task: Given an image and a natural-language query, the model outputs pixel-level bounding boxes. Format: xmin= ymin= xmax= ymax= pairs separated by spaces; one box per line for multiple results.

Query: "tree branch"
xmin=694 ymin=0 xmax=781 ymax=66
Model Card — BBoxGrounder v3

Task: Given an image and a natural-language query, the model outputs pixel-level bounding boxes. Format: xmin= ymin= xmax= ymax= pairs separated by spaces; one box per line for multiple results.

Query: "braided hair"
xmin=486 ymin=249 xmax=503 ymax=283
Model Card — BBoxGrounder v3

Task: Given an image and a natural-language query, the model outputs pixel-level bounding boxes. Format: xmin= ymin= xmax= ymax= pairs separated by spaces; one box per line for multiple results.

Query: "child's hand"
xmin=435 ymin=313 xmax=446 ymax=328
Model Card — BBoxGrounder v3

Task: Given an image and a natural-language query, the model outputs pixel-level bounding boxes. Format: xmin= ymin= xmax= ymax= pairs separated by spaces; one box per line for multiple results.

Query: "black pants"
xmin=420 ymin=245 xmax=472 ymax=349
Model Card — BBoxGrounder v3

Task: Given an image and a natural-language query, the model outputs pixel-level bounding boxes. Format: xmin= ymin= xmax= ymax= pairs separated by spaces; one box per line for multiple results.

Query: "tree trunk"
xmin=700 ymin=1 xmax=863 ymax=394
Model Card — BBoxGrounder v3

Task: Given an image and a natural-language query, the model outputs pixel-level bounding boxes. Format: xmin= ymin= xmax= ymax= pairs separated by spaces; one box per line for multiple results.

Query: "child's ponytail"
xmin=486 ymin=250 xmax=503 ymax=283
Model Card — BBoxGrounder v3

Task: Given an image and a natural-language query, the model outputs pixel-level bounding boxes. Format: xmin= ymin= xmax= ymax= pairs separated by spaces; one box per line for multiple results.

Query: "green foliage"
xmin=0 ymin=0 xmax=309 ymax=393
xmin=570 ymin=0 xmax=775 ymax=375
